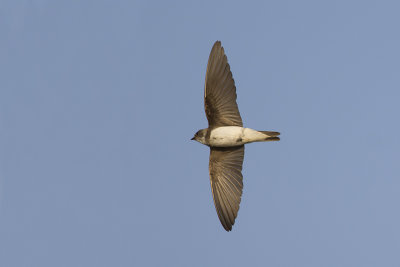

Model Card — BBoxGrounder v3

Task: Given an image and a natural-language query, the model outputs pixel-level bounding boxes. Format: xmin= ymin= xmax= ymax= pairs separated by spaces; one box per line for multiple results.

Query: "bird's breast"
xmin=208 ymin=126 xmax=245 ymax=147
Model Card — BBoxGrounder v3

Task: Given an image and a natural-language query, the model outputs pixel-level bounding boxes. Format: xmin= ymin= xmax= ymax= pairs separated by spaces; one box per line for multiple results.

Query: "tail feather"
xmin=259 ymin=131 xmax=280 ymax=142
xmin=259 ymin=131 xmax=280 ymax=137
xmin=264 ymin=137 xmax=280 ymax=141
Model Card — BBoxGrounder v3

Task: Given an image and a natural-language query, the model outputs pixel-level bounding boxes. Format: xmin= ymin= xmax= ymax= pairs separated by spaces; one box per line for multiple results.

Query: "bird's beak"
xmin=191 ymin=137 xmax=195 ymax=140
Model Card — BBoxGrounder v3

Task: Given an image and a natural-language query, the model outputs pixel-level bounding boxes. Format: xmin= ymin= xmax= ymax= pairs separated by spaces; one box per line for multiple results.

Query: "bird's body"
xmin=191 ymin=41 xmax=280 ymax=231
xmin=195 ymin=126 xmax=280 ymax=147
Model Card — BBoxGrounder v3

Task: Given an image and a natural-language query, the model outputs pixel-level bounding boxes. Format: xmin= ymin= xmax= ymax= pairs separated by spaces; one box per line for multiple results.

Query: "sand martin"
xmin=192 ymin=41 xmax=280 ymax=231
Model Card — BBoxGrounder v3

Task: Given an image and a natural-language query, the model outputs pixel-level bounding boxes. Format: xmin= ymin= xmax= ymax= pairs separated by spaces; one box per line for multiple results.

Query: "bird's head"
xmin=191 ymin=129 xmax=207 ymax=144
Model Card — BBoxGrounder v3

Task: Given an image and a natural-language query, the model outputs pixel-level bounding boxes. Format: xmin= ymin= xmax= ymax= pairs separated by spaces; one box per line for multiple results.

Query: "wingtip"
xmin=213 ymin=40 xmax=222 ymax=48
xmin=223 ymin=224 xmax=233 ymax=232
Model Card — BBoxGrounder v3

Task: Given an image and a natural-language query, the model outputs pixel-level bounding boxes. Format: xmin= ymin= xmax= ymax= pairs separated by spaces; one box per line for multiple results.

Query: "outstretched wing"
xmin=209 ymin=145 xmax=244 ymax=231
xmin=204 ymin=41 xmax=243 ymax=127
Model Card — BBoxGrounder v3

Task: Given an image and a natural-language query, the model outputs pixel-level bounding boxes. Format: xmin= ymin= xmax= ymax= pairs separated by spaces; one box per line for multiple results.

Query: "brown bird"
xmin=191 ymin=41 xmax=280 ymax=231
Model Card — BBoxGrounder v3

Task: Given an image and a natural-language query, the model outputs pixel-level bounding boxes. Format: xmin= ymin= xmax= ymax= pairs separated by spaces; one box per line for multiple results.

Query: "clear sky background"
xmin=1 ymin=1 xmax=400 ymax=266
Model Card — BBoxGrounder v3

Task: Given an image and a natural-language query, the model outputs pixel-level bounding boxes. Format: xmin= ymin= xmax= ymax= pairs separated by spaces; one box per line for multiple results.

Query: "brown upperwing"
xmin=204 ymin=41 xmax=243 ymax=127
xmin=209 ymin=145 xmax=244 ymax=231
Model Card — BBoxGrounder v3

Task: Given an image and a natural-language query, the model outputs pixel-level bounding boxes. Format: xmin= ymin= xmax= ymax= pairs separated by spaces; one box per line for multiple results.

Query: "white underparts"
xmin=208 ymin=126 xmax=272 ymax=147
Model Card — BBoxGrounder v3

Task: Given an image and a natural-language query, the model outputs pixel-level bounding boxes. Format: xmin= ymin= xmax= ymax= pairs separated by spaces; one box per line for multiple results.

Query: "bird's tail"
xmin=259 ymin=131 xmax=280 ymax=141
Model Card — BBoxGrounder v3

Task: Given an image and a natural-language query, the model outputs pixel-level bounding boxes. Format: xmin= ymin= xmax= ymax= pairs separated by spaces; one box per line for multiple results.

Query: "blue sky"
xmin=1 ymin=1 xmax=400 ymax=266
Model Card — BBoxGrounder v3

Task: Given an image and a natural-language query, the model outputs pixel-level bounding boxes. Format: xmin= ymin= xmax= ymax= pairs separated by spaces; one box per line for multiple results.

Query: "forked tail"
xmin=259 ymin=131 xmax=280 ymax=141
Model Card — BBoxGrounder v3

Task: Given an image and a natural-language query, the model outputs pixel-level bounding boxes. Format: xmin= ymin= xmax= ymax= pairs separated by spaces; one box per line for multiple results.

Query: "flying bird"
xmin=191 ymin=41 xmax=280 ymax=231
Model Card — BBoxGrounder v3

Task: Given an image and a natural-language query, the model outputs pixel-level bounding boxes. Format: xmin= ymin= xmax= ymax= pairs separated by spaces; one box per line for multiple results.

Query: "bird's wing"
xmin=209 ymin=145 xmax=244 ymax=231
xmin=204 ymin=41 xmax=243 ymax=127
